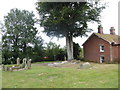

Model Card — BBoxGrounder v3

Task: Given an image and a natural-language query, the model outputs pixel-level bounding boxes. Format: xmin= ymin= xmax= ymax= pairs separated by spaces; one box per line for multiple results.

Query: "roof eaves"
xmin=82 ymin=33 xmax=94 ymax=46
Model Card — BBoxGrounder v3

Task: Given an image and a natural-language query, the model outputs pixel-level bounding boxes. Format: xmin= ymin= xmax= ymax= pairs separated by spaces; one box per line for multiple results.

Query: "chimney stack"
xmin=98 ymin=25 xmax=103 ymax=34
xmin=110 ymin=27 xmax=115 ymax=35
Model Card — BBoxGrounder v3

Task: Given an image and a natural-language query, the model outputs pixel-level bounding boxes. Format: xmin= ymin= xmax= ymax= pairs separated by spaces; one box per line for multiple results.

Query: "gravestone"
xmin=17 ymin=57 xmax=20 ymax=65
xmin=21 ymin=58 xmax=27 ymax=68
xmin=24 ymin=58 xmax=27 ymax=69
xmin=27 ymin=59 xmax=32 ymax=69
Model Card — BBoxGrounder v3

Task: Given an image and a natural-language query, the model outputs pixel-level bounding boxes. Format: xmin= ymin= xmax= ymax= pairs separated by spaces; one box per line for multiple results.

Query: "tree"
xmin=43 ymin=42 xmax=66 ymax=61
xmin=56 ymin=48 xmax=66 ymax=61
xmin=32 ymin=36 xmax=44 ymax=62
xmin=36 ymin=2 xmax=105 ymax=60
xmin=79 ymin=48 xmax=84 ymax=59
xmin=2 ymin=8 xmax=38 ymax=63
xmin=73 ymin=42 xmax=80 ymax=59
xmin=0 ymin=21 xmax=3 ymax=64
xmin=44 ymin=42 xmax=60 ymax=60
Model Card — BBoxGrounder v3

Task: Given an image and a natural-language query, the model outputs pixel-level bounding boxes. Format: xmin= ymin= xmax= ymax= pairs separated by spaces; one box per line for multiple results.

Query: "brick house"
xmin=82 ymin=25 xmax=120 ymax=63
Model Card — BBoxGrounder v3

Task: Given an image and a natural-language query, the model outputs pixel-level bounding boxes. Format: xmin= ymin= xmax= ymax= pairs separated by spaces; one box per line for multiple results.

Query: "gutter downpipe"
xmin=110 ymin=44 xmax=113 ymax=62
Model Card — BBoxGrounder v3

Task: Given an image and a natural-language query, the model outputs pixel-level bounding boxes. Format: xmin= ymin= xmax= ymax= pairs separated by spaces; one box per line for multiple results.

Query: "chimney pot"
xmin=110 ymin=27 xmax=115 ymax=35
xmin=98 ymin=25 xmax=103 ymax=34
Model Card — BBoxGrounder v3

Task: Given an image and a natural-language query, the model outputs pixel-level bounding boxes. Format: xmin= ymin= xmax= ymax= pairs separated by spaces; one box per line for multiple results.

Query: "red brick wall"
xmin=83 ymin=34 xmax=111 ymax=63
xmin=112 ymin=45 xmax=119 ymax=61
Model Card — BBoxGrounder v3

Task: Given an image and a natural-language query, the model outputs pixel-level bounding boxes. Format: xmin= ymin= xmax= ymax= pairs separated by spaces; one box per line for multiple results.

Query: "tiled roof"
xmin=94 ymin=33 xmax=120 ymax=44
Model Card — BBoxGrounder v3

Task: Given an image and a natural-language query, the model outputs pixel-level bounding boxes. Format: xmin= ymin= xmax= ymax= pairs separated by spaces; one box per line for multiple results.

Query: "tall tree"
xmin=36 ymin=2 xmax=105 ymax=60
xmin=32 ymin=36 xmax=44 ymax=62
xmin=2 ymin=8 xmax=38 ymax=63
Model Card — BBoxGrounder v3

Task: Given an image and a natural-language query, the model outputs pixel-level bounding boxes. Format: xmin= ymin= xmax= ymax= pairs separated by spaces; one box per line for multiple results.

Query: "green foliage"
xmin=75 ymin=47 xmax=84 ymax=61
xmin=44 ymin=42 xmax=66 ymax=61
xmin=2 ymin=8 xmax=39 ymax=64
xmin=32 ymin=36 xmax=44 ymax=62
xmin=73 ymin=42 xmax=80 ymax=59
xmin=36 ymin=2 xmax=105 ymax=38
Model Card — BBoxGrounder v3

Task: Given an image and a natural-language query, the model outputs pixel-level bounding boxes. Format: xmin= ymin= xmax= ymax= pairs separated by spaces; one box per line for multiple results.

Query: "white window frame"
xmin=100 ymin=45 xmax=104 ymax=52
xmin=100 ymin=55 xmax=105 ymax=63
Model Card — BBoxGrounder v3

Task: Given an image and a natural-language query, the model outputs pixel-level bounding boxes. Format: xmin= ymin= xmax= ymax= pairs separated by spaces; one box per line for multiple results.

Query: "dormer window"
xmin=100 ymin=45 xmax=104 ymax=52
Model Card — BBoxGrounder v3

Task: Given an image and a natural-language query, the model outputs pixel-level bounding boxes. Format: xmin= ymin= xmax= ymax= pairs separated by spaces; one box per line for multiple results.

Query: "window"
xmin=100 ymin=45 xmax=104 ymax=52
xmin=100 ymin=56 xmax=105 ymax=63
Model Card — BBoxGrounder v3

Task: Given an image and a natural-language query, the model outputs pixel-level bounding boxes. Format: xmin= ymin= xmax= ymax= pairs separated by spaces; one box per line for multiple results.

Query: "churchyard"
xmin=0 ymin=0 xmax=119 ymax=89
xmin=2 ymin=60 xmax=118 ymax=88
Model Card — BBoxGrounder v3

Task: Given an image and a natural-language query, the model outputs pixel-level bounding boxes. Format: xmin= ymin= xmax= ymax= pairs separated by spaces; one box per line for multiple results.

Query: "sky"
xmin=0 ymin=0 xmax=119 ymax=47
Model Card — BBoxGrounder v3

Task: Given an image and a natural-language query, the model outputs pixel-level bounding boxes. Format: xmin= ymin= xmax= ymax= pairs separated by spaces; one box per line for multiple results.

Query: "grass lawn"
xmin=2 ymin=62 xmax=118 ymax=88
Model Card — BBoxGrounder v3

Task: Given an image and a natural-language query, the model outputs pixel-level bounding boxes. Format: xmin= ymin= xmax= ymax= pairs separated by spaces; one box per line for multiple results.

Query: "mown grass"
xmin=2 ymin=62 xmax=118 ymax=88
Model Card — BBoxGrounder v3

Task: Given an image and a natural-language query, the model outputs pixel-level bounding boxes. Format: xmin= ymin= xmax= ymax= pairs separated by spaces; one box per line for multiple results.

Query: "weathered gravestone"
xmin=17 ymin=57 xmax=20 ymax=65
xmin=25 ymin=58 xmax=28 ymax=69
xmin=80 ymin=62 xmax=91 ymax=69
xmin=2 ymin=57 xmax=32 ymax=71
xmin=27 ymin=59 xmax=32 ymax=69
xmin=21 ymin=58 xmax=27 ymax=68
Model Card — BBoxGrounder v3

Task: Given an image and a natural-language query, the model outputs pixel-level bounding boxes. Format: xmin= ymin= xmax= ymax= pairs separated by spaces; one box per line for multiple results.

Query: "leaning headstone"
xmin=80 ymin=62 xmax=91 ymax=69
xmin=17 ymin=57 xmax=20 ymax=65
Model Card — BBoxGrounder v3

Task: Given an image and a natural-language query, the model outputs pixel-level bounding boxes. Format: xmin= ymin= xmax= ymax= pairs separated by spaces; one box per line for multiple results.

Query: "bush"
xmin=43 ymin=42 xmax=66 ymax=61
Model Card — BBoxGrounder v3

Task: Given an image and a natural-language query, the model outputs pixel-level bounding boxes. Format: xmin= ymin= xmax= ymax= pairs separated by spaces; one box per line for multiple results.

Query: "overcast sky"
xmin=0 ymin=0 xmax=119 ymax=47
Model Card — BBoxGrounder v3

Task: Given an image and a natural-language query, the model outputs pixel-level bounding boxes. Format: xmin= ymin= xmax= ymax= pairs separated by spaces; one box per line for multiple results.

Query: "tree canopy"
xmin=44 ymin=42 xmax=66 ymax=61
xmin=2 ymin=8 xmax=39 ymax=64
xmin=36 ymin=2 xmax=105 ymax=60
xmin=36 ymin=2 xmax=105 ymax=38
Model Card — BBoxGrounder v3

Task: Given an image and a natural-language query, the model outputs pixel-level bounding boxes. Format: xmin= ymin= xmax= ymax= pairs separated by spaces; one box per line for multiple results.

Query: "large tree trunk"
xmin=66 ymin=33 xmax=74 ymax=60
